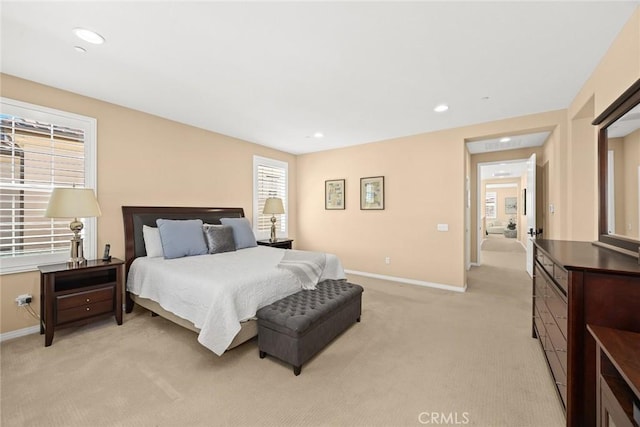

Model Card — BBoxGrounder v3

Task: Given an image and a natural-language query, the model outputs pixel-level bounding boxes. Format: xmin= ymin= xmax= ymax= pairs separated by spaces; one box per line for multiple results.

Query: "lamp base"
xmin=270 ymin=215 xmax=277 ymax=243
xmin=69 ymin=236 xmax=86 ymax=265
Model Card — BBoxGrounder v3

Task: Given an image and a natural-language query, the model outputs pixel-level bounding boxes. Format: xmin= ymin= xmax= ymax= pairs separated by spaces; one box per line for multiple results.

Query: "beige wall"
xmin=622 ymin=129 xmax=640 ymax=238
xmin=566 ymin=8 xmax=640 ymax=241
xmin=297 ymin=131 xmax=466 ymax=288
xmin=609 ymin=137 xmax=627 ymax=234
xmin=0 ymin=73 xmax=297 ymax=334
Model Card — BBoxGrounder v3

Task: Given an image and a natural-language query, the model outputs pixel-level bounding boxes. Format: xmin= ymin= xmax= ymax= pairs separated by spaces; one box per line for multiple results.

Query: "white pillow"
xmin=143 ymin=225 xmax=164 ymax=258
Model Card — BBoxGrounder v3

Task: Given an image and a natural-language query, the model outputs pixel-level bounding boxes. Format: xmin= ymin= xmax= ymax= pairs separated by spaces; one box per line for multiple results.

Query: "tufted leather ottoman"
xmin=256 ymin=279 xmax=363 ymax=375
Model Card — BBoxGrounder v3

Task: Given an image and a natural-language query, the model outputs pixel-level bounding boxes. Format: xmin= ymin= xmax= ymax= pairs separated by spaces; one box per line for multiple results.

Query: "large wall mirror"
xmin=593 ymin=78 xmax=640 ymax=255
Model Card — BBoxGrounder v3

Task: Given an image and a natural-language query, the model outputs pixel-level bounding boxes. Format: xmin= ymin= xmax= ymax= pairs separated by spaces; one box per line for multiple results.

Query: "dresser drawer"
xmin=537 ymin=253 xmax=555 ymax=277
xmin=545 ymin=319 xmax=567 ymax=371
xmin=57 ymin=286 xmax=114 ymax=311
xmin=534 ymin=304 xmax=547 ymax=340
xmin=545 ymin=283 xmax=567 ymax=339
xmin=546 ymin=348 xmax=568 ymax=408
xmin=56 ymin=299 xmax=114 ymax=324
xmin=552 ymin=264 xmax=568 ymax=294
xmin=534 ymin=274 xmax=546 ymax=299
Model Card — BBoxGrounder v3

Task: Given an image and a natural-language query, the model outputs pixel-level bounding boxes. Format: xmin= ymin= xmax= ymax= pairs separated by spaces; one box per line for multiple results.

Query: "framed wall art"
xmin=325 ymin=179 xmax=345 ymax=210
xmin=360 ymin=176 xmax=384 ymax=210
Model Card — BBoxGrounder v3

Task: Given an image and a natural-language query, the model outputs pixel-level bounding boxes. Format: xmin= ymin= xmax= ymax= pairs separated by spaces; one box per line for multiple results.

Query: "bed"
xmin=122 ymin=206 xmax=345 ymax=355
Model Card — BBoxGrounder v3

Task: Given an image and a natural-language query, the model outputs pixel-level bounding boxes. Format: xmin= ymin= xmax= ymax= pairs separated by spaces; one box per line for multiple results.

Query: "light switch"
xmin=437 ymin=224 xmax=449 ymax=232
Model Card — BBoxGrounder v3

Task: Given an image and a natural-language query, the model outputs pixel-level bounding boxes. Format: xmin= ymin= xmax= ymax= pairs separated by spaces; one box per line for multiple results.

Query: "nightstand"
xmin=38 ymin=258 xmax=124 ymax=346
xmin=257 ymin=239 xmax=294 ymax=249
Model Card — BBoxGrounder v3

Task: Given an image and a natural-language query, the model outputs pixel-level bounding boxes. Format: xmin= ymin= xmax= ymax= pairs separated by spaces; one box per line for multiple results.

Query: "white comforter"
xmin=126 ymin=246 xmax=345 ymax=355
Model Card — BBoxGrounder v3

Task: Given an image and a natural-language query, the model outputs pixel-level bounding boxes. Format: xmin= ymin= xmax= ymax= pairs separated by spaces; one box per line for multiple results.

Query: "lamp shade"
xmin=45 ymin=187 xmax=102 ymax=218
xmin=263 ymin=197 xmax=284 ymax=215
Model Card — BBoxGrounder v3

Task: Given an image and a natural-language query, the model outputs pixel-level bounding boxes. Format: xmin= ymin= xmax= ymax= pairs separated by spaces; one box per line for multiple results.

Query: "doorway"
xmin=476 ymin=160 xmax=528 ymax=271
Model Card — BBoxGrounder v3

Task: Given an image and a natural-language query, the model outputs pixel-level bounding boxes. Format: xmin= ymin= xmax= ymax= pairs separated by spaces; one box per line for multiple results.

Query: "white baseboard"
xmin=345 ymin=269 xmax=467 ymax=293
xmin=0 ymin=325 xmax=39 ymax=343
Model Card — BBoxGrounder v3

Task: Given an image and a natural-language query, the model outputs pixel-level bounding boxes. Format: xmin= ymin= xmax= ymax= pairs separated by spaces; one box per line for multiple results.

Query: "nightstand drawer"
xmin=57 ymin=299 xmax=114 ymax=324
xmin=57 ymin=286 xmax=114 ymax=311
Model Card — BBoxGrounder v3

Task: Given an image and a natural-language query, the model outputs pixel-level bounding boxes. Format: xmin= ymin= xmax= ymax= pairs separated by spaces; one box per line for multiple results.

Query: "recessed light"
xmin=74 ymin=46 xmax=87 ymax=53
xmin=500 ymin=137 xmax=511 ymax=143
xmin=434 ymin=104 xmax=449 ymax=113
xmin=73 ymin=28 xmax=105 ymax=45
xmin=313 ymin=132 xmax=324 ymax=139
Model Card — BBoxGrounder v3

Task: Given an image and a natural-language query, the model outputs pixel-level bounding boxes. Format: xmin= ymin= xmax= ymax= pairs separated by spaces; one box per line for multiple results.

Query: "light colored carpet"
xmin=481 ymin=234 xmax=527 ymax=272
xmin=1 ymin=254 xmax=564 ymax=426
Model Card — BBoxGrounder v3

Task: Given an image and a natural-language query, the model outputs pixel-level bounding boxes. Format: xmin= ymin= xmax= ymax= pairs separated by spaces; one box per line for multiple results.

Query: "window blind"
xmin=253 ymin=156 xmax=288 ymax=238
xmin=0 ymin=114 xmax=86 ymax=258
xmin=485 ymin=191 xmax=497 ymax=219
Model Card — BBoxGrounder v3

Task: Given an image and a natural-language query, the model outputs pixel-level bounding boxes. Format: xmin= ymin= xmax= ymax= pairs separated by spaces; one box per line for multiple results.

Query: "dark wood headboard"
xmin=121 ymin=206 xmax=245 ymax=274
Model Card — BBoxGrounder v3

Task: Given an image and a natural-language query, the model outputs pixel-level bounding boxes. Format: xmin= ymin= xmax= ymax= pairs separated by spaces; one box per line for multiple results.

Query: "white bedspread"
xmin=126 ymin=246 xmax=345 ymax=355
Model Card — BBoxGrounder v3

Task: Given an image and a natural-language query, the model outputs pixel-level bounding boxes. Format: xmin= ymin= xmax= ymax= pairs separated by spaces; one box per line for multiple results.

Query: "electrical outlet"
xmin=15 ymin=294 xmax=32 ymax=306
xmin=385 ymin=257 xmax=391 ymax=264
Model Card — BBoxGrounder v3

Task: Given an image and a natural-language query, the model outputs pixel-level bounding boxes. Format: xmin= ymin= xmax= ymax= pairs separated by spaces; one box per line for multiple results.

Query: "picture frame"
xmin=325 ymin=179 xmax=345 ymax=210
xmin=505 ymin=196 xmax=517 ymax=214
xmin=360 ymin=176 xmax=384 ymax=210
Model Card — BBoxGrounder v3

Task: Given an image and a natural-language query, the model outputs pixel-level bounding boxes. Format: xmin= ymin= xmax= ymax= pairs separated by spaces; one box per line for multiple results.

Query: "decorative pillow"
xmin=142 ymin=225 xmax=164 ymax=258
xmin=202 ymin=224 xmax=236 ymax=254
xmin=156 ymin=219 xmax=208 ymax=259
xmin=219 ymin=217 xmax=257 ymax=249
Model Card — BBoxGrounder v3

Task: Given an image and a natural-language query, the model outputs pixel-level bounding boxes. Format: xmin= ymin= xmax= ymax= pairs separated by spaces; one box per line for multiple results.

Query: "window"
xmin=0 ymin=98 xmax=97 ymax=274
xmin=253 ymin=156 xmax=288 ymax=240
xmin=485 ymin=191 xmax=497 ymax=219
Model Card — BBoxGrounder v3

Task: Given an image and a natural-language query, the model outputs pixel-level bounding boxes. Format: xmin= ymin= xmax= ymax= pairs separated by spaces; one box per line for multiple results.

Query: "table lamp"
xmin=262 ymin=197 xmax=284 ymax=243
xmin=45 ymin=187 xmax=102 ymax=264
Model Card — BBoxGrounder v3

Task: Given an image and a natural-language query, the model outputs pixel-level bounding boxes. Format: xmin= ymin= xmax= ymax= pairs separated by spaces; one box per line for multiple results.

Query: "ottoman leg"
xmin=293 ymin=365 xmax=301 ymax=376
xmin=259 ymin=350 xmax=266 ymax=359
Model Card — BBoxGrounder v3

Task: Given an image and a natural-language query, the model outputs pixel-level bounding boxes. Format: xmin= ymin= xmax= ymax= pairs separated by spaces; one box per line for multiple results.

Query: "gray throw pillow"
xmin=156 ymin=219 xmax=208 ymax=259
xmin=203 ymin=224 xmax=236 ymax=254
xmin=219 ymin=217 xmax=257 ymax=249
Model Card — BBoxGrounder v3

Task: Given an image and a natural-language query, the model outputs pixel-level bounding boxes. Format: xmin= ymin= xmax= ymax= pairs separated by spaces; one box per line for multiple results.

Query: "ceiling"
xmin=466 ymin=131 xmax=550 ymax=155
xmin=1 ymin=2 xmax=638 ymax=155
xmin=480 ymin=161 xmax=528 ymax=181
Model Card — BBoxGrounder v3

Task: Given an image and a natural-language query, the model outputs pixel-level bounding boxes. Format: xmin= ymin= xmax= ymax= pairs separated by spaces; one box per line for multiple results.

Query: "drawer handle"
xmin=86 ymin=307 xmax=90 ymax=311
xmin=555 ymin=315 xmax=567 ymax=320
xmin=556 ymin=348 xmax=567 ymax=353
xmin=86 ymin=298 xmax=91 ymax=303
xmin=555 ymin=381 xmax=566 ymax=387
xmin=544 ymin=322 xmax=555 ymax=326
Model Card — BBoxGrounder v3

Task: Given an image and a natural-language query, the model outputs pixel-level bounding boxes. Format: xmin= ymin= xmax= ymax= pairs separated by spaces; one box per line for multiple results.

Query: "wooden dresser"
xmin=532 ymin=240 xmax=640 ymax=427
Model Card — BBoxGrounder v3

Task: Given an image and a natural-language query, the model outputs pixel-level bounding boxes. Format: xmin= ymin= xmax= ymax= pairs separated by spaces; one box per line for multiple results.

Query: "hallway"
xmin=480 ymin=233 xmax=527 ymax=271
